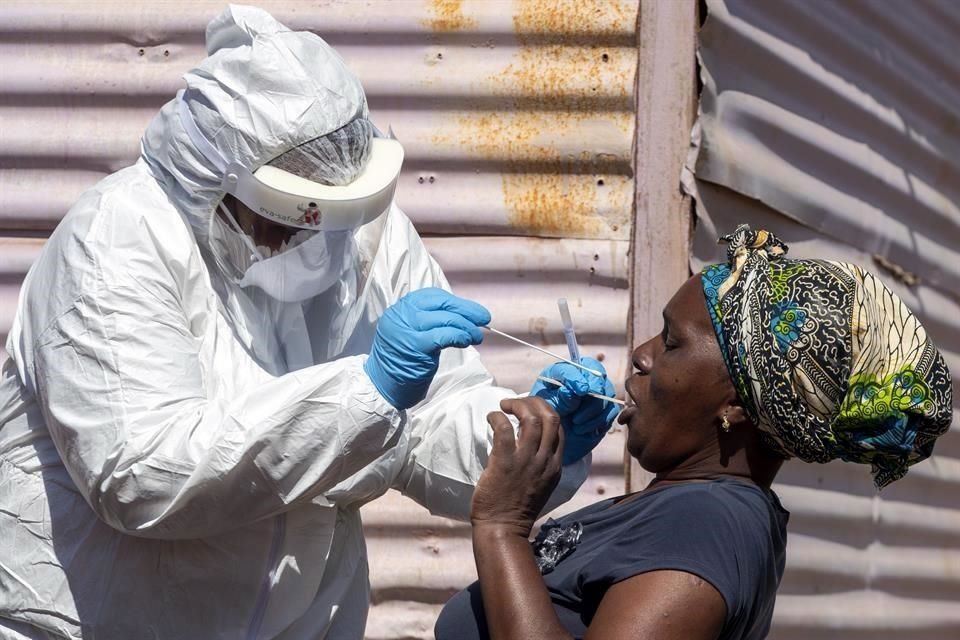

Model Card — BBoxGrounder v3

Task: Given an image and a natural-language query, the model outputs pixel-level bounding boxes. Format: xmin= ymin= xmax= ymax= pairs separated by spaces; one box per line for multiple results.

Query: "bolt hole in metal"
xmin=601 ymin=52 xmax=609 ymax=62
xmin=138 ymin=48 xmax=145 ymax=56
xmin=597 ymin=178 xmax=604 ymax=186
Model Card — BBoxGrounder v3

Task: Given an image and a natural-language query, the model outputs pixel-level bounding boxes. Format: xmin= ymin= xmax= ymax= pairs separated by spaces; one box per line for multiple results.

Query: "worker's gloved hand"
xmin=531 ymin=357 xmax=619 ymax=465
xmin=365 ymin=287 xmax=490 ymax=410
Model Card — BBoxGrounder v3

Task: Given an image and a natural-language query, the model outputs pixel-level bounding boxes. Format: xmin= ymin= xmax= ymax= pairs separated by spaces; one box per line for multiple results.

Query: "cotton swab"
xmin=481 ymin=326 xmax=603 ymax=377
xmin=537 ymin=376 xmax=626 ymax=405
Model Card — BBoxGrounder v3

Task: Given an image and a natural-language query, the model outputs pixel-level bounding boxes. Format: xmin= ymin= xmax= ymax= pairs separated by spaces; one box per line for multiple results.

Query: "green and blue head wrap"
xmin=701 ymin=225 xmax=952 ymax=488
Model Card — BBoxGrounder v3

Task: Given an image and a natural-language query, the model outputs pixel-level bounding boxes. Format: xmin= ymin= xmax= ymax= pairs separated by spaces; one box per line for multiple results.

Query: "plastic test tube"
xmin=549 ymin=299 xmax=624 ymax=405
xmin=557 ymin=298 xmax=581 ymax=364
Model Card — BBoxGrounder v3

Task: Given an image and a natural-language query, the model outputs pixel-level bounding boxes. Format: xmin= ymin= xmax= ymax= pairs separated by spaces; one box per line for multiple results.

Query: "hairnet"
xmin=701 ymin=224 xmax=952 ymax=488
xmin=266 ymin=117 xmax=374 ymax=185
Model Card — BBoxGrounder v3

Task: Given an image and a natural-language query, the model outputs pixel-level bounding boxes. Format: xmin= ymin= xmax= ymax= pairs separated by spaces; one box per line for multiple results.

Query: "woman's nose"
xmin=631 ymin=337 xmax=657 ymax=375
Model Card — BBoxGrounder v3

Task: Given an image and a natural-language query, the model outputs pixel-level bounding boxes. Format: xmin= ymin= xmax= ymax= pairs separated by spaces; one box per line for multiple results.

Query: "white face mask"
xmin=216 ymin=202 xmax=358 ymax=303
xmin=238 ymin=229 xmax=357 ymax=302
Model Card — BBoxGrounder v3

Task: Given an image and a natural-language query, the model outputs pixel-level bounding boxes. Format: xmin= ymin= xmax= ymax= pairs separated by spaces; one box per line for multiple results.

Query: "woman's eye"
xmin=664 ymin=340 xmax=678 ymax=351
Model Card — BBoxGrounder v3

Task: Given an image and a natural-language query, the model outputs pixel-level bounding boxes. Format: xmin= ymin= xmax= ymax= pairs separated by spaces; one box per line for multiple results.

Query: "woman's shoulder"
xmin=594 ymin=479 xmax=788 ymax=570
xmin=576 ymin=480 xmax=786 ymax=635
xmin=621 ymin=479 xmax=786 ymax=520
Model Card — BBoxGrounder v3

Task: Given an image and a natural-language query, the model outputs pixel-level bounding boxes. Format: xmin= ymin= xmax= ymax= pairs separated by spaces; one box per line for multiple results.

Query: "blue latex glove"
xmin=365 ymin=287 xmax=491 ymax=410
xmin=531 ymin=357 xmax=619 ymax=465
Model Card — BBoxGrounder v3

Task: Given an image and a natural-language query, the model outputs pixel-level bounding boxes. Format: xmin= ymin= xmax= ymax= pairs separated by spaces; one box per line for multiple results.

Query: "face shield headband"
xmin=177 ymin=98 xmax=404 ymax=232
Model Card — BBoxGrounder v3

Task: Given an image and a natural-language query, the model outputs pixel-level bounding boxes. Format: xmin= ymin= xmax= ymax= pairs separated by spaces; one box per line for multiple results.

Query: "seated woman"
xmin=434 ymin=225 xmax=953 ymax=640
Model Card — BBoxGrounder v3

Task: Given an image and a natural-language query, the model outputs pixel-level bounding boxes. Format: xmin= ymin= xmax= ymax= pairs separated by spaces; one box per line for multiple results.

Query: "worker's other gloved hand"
xmin=365 ymin=287 xmax=490 ymax=410
xmin=531 ymin=357 xmax=619 ymax=465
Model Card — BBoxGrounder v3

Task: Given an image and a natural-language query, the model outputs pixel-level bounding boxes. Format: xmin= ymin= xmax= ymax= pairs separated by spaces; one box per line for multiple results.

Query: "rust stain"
xmin=503 ymin=45 xmax=632 ymax=111
xmin=505 ymin=0 xmax=634 ymax=112
xmin=432 ymin=0 xmax=637 ymax=239
xmin=423 ymin=0 xmax=478 ymax=32
xmin=512 ymin=0 xmax=631 ymax=37
xmin=503 ymin=173 xmax=614 ymax=237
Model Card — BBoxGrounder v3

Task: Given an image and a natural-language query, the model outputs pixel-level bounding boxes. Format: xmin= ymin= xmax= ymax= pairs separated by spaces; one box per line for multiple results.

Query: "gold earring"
xmin=721 ymin=414 xmax=731 ymax=432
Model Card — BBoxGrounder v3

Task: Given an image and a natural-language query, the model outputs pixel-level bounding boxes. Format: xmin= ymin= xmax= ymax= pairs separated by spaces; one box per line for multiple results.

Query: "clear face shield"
xmin=179 ymin=100 xmax=403 ymax=302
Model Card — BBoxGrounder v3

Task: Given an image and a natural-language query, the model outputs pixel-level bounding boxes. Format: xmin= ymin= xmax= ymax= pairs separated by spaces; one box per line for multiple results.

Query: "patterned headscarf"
xmin=701 ymin=225 xmax=952 ymax=488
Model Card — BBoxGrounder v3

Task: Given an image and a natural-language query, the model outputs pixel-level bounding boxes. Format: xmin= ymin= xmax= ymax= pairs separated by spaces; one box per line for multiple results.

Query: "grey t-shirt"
xmin=435 ymin=479 xmax=789 ymax=640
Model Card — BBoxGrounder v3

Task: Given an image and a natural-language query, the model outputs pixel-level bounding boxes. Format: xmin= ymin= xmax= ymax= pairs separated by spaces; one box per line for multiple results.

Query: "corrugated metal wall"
xmin=0 ymin=1 xmax=637 ymax=638
xmin=691 ymin=1 xmax=960 ymax=638
xmin=17 ymin=1 xmax=955 ymax=637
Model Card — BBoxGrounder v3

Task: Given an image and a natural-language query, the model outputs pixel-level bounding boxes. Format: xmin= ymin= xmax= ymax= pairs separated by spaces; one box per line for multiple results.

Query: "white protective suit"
xmin=0 ymin=6 xmax=587 ymax=639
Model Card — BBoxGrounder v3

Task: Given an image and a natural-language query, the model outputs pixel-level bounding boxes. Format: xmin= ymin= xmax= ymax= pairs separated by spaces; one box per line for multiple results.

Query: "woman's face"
xmin=619 ymin=275 xmax=738 ymax=473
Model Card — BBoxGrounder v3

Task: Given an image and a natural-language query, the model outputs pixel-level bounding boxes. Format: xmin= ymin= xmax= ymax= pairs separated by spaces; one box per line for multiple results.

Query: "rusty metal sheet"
xmin=0 ymin=0 xmax=637 ymax=239
xmin=692 ymin=1 xmax=960 ymax=636
xmin=0 ymin=3 xmax=638 ymax=638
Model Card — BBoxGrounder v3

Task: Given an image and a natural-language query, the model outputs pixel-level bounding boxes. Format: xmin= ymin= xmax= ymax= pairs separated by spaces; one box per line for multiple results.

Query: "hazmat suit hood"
xmin=141 ymin=4 xmax=368 ymax=249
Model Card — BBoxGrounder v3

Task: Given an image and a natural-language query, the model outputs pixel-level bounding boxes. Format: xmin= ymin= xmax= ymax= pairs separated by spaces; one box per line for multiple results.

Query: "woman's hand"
xmin=471 ymin=397 xmax=565 ymax=538
xmin=470 ymin=397 xmax=573 ymax=639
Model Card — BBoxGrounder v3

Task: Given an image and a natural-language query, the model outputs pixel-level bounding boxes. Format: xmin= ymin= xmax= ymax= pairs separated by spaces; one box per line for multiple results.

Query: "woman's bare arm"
xmin=585 ymin=569 xmax=726 ymax=640
xmin=473 ymin=523 xmax=571 ymax=640
xmin=470 ymin=398 xmax=570 ymax=639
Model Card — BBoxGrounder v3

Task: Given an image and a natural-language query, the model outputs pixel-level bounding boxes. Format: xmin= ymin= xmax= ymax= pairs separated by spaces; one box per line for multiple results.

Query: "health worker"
xmin=0 ymin=5 xmax=619 ymax=639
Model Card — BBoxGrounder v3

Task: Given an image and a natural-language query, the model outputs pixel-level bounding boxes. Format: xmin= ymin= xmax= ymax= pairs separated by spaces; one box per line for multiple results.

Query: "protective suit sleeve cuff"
xmin=360 ymin=354 xmax=404 ymax=415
